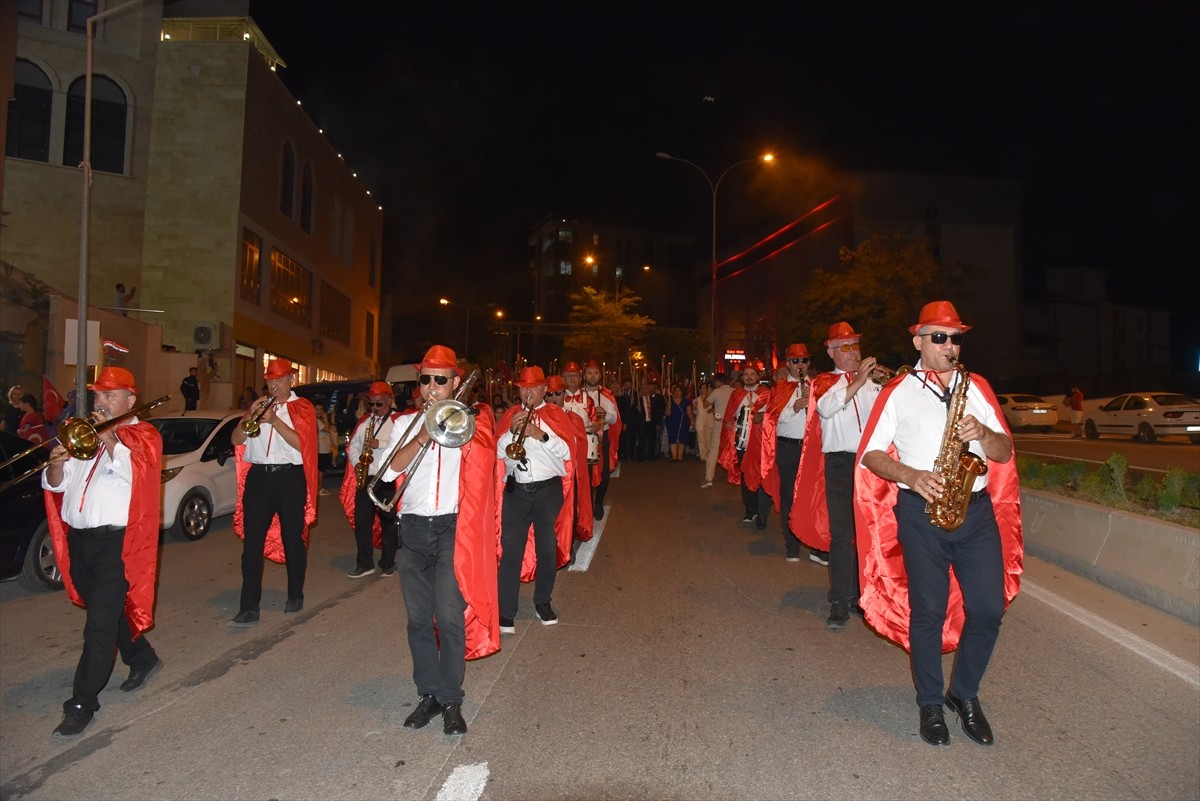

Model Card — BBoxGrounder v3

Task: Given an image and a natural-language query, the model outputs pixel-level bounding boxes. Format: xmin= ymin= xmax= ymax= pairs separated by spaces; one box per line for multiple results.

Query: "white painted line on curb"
xmin=1023 ymin=579 xmax=1200 ymax=689
xmin=435 ymin=762 xmax=489 ymax=801
xmin=569 ymin=506 xmax=605 ymax=571
xmin=1014 ymin=448 xmax=1168 ymax=474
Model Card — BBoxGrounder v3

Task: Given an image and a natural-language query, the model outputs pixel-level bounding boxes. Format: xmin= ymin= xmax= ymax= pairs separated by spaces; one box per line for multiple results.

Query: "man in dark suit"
xmin=636 ymin=381 xmax=666 ymax=462
xmin=617 ymin=378 xmax=637 ymax=460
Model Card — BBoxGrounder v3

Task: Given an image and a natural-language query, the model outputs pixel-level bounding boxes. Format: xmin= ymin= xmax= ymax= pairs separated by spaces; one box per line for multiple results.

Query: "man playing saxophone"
xmin=857 ymin=301 xmax=1022 ymax=748
xmin=339 ymin=381 xmax=401 ymax=578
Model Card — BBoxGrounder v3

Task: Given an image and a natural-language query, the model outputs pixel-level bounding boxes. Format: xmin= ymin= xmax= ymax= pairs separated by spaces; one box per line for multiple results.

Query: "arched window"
xmin=62 ymin=75 xmax=127 ymax=173
xmin=279 ymin=142 xmax=295 ymax=217
xmin=5 ymin=59 xmax=52 ymax=162
xmin=299 ymin=163 xmax=313 ymax=232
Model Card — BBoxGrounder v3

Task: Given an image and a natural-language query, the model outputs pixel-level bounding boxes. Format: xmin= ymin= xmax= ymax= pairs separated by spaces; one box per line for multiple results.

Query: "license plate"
xmin=1187 ymin=425 xmax=1200 ymax=432
xmin=1031 ymin=409 xmax=1047 ymax=414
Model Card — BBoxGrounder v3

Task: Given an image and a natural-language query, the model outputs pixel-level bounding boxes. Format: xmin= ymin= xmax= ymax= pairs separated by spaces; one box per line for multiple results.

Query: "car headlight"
xmin=161 ymin=467 xmax=183 ymax=483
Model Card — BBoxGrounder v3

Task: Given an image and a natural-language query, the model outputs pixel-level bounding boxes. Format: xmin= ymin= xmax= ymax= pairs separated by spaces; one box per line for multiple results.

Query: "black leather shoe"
xmin=442 ymin=702 xmax=467 ymax=735
xmin=945 ymin=693 xmax=994 ymax=746
xmin=283 ymin=597 xmax=304 ymax=614
xmin=120 ymin=657 xmax=163 ymax=692
xmin=228 ymin=610 xmax=259 ymax=627
xmin=53 ymin=704 xmax=94 ymax=738
xmin=825 ymin=601 xmax=850 ymax=631
xmin=403 ymin=694 xmax=443 ymax=729
xmin=593 ymin=505 xmax=604 ymax=520
xmin=919 ymin=704 xmax=951 ymax=746
xmin=755 ymin=514 xmax=767 ymax=530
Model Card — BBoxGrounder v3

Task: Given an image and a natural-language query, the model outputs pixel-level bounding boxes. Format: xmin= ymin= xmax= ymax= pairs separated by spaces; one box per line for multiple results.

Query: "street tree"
xmin=562 ymin=286 xmax=654 ymax=370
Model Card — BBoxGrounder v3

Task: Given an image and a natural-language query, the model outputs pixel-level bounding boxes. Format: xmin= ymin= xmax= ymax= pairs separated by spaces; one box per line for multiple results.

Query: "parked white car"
xmin=149 ymin=410 xmax=241 ymax=540
xmin=1084 ymin=392 xmax=1200 ymax=444
xmin=995 ymin=393 xmax=1060 ymax=432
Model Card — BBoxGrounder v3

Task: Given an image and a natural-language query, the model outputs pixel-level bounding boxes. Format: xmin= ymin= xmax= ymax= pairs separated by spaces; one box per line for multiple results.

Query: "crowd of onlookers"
xmin=2 ymin=383 xmax=81 ymax=447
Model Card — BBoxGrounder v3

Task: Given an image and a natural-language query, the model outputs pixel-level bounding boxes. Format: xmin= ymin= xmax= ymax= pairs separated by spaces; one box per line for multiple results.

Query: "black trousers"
xmin=637 ymin=420 xmax=658 ymax=461
xmin=895 ymin=490 xmax=1005 ymax=706
xmin=398 ymin=513 xmax=466 ymax=704
xmin=775 ymin=437 xmax=803 ymax=556
xmin=353 ymin=482 xmax=399 ymax=572
xmin=498 ymin=480 xmax=563 ymax=618
xmin=240 ymin=464 xmax=308 ymax=611
xmin=824 ymin=451 xmax=859 ymax=603
xmin=66 ymin=526 xmax=156 ymax=712
xmin=593 ymin=430 xmax=611 ymax=509
xmin=739 ymin=448 xmax=770 ymax=520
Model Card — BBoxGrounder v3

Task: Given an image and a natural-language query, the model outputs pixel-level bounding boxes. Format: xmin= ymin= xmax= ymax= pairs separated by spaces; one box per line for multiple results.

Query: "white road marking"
xmin=569 ymin=506 xmax=605 ymax=571
xmin=435 ymin=762 xmax=489 ymax=801
xmin=1023 ymin=580 xmax=1200 ymax=688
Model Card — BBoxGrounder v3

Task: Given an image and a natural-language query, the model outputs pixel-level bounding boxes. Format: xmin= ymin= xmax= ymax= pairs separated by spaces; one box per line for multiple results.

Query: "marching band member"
xmin=582 ymin=358 xmax=620 ymax=519
xmin=718 ymin=360 xmax=772 ymax=528
xmin=760 ymin=344 xmax=811 ymax=561
xmin=339 ymin=380 xmax=401 ymax=578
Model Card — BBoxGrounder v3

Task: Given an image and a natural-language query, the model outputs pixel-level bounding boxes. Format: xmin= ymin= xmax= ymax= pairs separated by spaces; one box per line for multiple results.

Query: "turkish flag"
xmin=43 ymin=376 xmax=64 ymax=422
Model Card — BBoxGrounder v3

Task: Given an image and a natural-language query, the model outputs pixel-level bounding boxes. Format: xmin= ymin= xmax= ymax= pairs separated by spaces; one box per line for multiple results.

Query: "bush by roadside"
xmin=1017 ymin=453 xmax=1199 ymax=528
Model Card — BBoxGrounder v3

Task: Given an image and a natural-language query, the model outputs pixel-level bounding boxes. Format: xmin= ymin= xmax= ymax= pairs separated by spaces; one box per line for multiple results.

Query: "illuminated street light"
xmin=656 ymin=151 xmax=775 ymax=372
xmin=439 ymin=298 xmax=499 ymax=361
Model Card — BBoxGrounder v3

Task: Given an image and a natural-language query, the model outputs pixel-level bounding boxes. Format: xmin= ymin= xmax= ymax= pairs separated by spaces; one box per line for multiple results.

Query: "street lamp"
xmin=656 ymin=151 xmax=774 ymax=373
xmin=439 ymin=298 xmax=500 ymax=361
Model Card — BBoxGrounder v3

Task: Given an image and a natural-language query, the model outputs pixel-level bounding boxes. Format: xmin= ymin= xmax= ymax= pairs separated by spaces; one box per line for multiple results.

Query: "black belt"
xmin=252 ymin=463 xmax=302 ymax=472
xmin=513 ymin=477 xmax=560 ymax=491
xmin=72 ymin=524 xmax=124 ymax=537
xmin=776 ymin=436 xmax=803 ymax=444
xmin=901 ymin=487 xmax=989 ymax=504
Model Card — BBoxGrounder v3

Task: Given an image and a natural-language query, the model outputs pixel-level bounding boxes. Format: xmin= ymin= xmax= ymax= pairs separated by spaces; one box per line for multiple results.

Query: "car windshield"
xmin=149 ymin=418 xmax=220 ymax=455
xmin=1011 ymin=395 xmax=1044 ymax=404
xmin=1151 ymin=394 xmax=1197 ymax=406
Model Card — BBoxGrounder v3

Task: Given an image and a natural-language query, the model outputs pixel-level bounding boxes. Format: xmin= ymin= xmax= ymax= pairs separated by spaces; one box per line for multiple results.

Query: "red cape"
xmin=44 ymin=420 xmax=163 ymax=640
xmin=788 ymin=372 xmax=842 ymax=550
xmin=339 ymin=411 xmax=403 ymax=547
xmin=760 ymin=378 xmax=806 ymax=509
xmin=494 ymin=403 xmax=580 ymax=582
xmin=717 ymin=386 xmax=772 ymax=487
xmin=233 ymin=397 xmax=319 ymax=563
xmin=587 ymin=385 xmax=622 ymax=483
xmin=854 ymin=372 xmax=1023 ymax=653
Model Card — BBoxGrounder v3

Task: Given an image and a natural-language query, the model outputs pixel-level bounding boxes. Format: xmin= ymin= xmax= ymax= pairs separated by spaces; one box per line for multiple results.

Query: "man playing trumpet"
xmin=339 ymin=381 xmax=401 ymax=578
xmin=229 ymin=358 xmax=318 ymax=627
xmin=760 ymin=343 xmax=812 ymax=561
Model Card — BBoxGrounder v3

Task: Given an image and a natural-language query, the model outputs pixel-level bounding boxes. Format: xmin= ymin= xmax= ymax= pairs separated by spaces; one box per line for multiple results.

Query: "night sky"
xmin=248 ymin=1 xmax=1198 ymax=367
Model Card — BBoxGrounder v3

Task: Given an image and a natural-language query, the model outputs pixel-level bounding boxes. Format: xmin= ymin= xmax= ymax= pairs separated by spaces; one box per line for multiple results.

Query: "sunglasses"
xmin=787 ymin=357 xmax=810 ymax=364
xmin=549 ymin=390 xmax=565 ymax=396
xmin=368 ymin=400 xmax=389 ymax=407
xmin=419 ymin=374 xmax=451 ymax=385
xmin=920 ymin=332 xmax=965 ymax=345
xmin=835 ymin=343 xmax=861 ymax=352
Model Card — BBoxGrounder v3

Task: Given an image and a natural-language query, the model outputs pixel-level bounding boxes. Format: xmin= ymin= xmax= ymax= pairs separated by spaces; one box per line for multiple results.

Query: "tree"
xmin=561 ymin=287 xmax=654 ymax=369
xmin=781 ymin=232 xmax=959 ymax=370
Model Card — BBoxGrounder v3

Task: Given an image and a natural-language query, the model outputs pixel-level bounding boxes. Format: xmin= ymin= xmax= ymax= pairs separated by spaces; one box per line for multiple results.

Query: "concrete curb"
xmin=1021 ymin=488 xmax=1200 ymax=625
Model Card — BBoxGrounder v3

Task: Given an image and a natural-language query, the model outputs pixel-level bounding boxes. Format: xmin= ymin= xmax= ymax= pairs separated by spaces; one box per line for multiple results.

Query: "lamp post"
xmin=439 ymin=298 xmax=500 ymax=361
xmin=656 ymin=151 xmax=774 ymax=373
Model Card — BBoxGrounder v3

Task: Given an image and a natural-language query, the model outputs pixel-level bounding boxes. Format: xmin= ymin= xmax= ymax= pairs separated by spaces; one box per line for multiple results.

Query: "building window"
xmin=240 ymin=228 xmax=262 ymax=304
xmin=319 ymin=281 xmax=351 ymax=346
xmin=18 ymin=0 xmax=43 ymax=22
xmin=279 ymin=142 xmax=295 ymax=217
xmin=299 ymin=163 xmax=313 ymax=232
xmin=63 ymin=75 xmax=127 ymax=173
xmin=560 ymin=260 xmax=572 ymax=275
xmin=557 ymin=229 xmax=573 ymax=244
xmin=368 ymin=236 xmax=377 ymax=288
xmin=6 ymin=60 xmax=52 ymax=162
xmin=592 ymin=233 xmax=600 ymax=246
xmin=269 ymin=248 xmax=312 ymax=326
xmin=365 ymin=311 xmax=375 ymax=359
xmin=67 ymin=0 xmax=97 ymax=33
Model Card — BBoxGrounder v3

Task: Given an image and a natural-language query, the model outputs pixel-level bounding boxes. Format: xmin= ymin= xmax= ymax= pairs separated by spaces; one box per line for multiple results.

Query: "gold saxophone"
xmin=354 ymin=416 xmax=377 ymax=490
xmin=926 ymin=356 xmax=988 ymax=532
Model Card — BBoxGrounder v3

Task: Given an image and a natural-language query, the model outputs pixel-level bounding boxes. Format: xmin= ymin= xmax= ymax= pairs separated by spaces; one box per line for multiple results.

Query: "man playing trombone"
xmin=228 ymin=358 xmax=318 ymax=627
xmin=376 ymin=345 xmax=500 ymax=737
xmin=338 ymin=380 xmax=401 ymax=578
xmin=41 ymin=367 xmax=164 ymax=737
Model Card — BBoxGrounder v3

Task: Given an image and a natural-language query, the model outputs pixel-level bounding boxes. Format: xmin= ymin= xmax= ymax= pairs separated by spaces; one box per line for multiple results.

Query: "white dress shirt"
xmin=584 ymin=386 xmax=618 ymax=429
xmin=816 ymin=370 xmax=881 ymax=453
xmin=497 ymin=403 xmax=570 ymax=481
xmin=347 ymin=413 xmax=397 ymax=476
xmin=860 ymin=362 xmax=1002 ymax=490
xmin=43 ymin=421 xmax=137 ymax=528
xmin=775 ymin=380 xmax=808 ymax=439
xmin=379 ymin=411 xmax=462 ymax=516
xmin=735 ymin=385 xmax=762 ymax=451
xmin=241 ymin=393 xmax=304 ymax=465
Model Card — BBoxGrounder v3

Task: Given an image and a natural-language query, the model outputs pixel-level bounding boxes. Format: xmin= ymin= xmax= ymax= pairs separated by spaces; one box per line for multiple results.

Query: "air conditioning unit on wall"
xmin=192 ymin=323 xmax=221 ymax=351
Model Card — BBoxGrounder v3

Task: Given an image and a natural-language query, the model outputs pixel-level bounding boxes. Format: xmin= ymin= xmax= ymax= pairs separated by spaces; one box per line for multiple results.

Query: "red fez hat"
xmin=744 ymin=359 xmax=764 ymax=372
xmin=824 ymin=321 xmax=860 ymax=346
xmin=547 ymin=375 xmax=567 ymax=392
xmin=367 ymin=380 xmax=393 ymax=397
xmin=785 ymin=343 xmax=810 ymax=359
xmin=562 ymin=361 xmax=582 ymax=374
xmin=88 ymin=366 xmax=138 ymax=393
xmin=584 ymin=358 xmax=602 ymax=371
xmin=909 ymin=300 xmax=972 ymax=334
xmin=419 ymin=344 xmax=462 ymax=375
xmin=263 ymin=358 xmax=297 ymax=380
xmin=516 ymin=366 xmax=548 ymax=388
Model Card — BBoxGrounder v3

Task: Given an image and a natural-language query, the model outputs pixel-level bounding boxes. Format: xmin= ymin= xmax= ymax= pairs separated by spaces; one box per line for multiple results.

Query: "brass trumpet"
xmin=0 ymin=395 xmax=171 ymax=493
xmin=868 ymin=363 xmax=913 ymax=385
xmin=505 ymin=404 xmax=536 ymax=461
xmin=241 ymin=397 xmax=276 ymax=437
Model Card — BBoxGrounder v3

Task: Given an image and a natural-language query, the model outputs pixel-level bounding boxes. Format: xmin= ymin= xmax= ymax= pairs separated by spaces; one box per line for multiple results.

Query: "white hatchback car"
xmin=995 ymin=393 xmax=1059 ymax=432
xmin=149 ymin=410 xmax=241 ymax=540
xmin=1084 ymin=392 xmax=1200 ymax=444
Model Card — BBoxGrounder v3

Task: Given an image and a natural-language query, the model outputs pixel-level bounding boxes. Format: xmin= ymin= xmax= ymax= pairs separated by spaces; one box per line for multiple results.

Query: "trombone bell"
xmin=425 ymin=399 xmax=475 ymax=448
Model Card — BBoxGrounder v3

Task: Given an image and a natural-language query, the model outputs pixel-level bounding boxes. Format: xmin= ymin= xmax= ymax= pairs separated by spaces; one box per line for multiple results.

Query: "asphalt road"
xmin=1 ymin=461 xmax=1197 ymax=801
xmin=1011 ymin=426 xmax=1200 ymax=474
